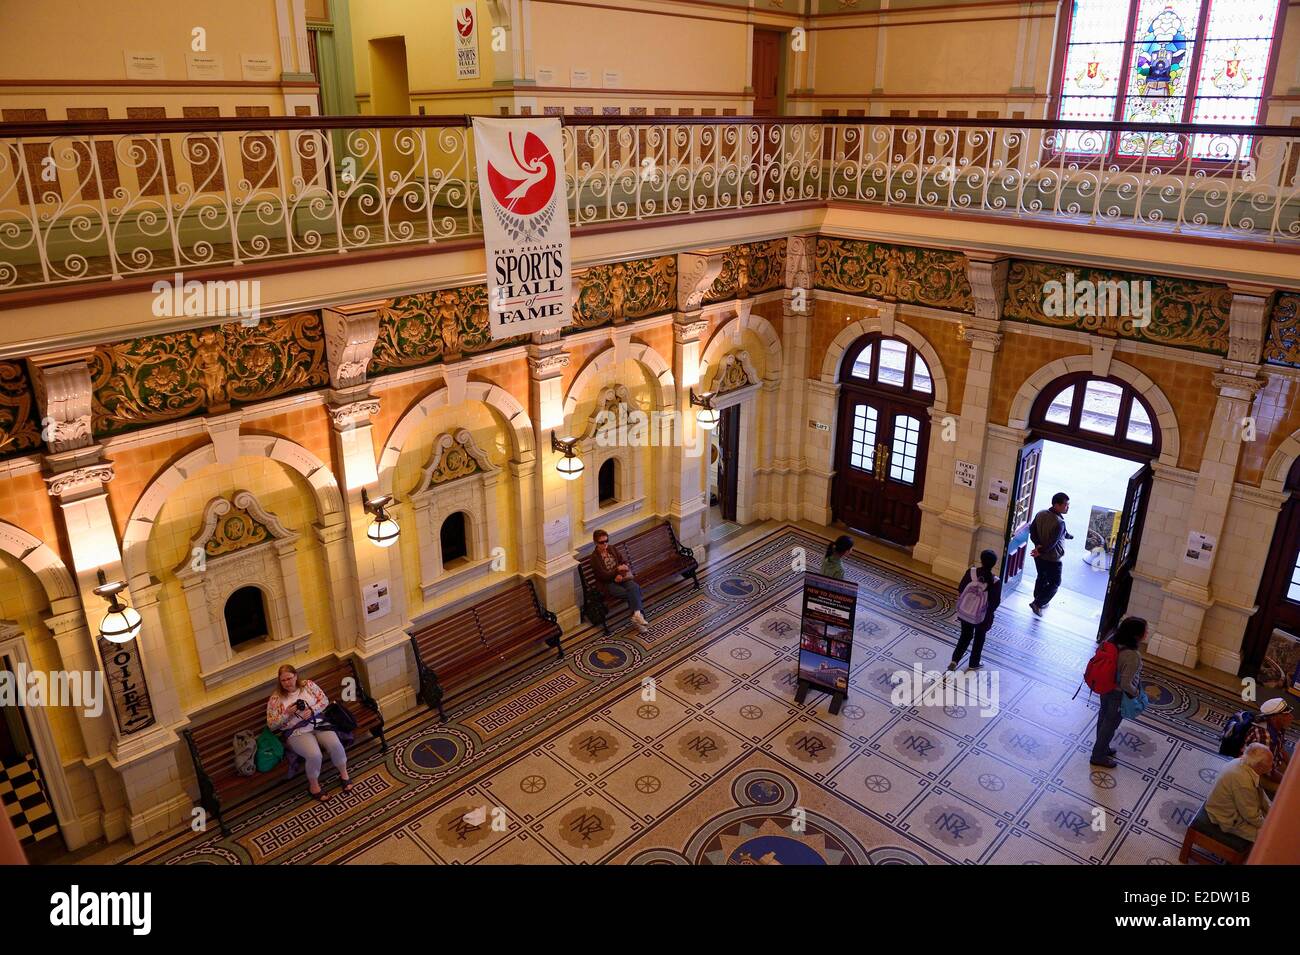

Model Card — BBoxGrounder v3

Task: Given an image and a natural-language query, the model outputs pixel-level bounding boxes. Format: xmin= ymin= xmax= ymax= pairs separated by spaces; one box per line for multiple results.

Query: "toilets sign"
xmin=473 ymin=117 xmax=573 ymax=339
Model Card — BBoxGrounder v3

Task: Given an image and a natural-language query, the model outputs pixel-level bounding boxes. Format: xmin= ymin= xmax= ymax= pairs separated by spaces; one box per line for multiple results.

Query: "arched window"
xmin=1029 ymin=373 xmax=1159 ymax=458
xmin=440 ymin=512 xmax=469 ymax=566
xmin=598 ymin=458 xmax=618 ymax=506
xmin=224 ymin=586 xmax=269 ymax=649
xmin=839 ymin=335 xmax=934 ymax=401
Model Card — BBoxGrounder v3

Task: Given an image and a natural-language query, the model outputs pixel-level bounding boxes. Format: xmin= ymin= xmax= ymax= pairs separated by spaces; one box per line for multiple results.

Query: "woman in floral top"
xmin=266 ymin=664 xmax=352 ymax=801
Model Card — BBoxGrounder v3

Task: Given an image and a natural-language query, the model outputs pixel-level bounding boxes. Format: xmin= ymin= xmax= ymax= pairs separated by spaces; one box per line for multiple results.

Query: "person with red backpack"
xmin=947 ymin=549 xmax=1002 ymax=672
xmin=1086 ymin=616 xmax=1147 ymax=768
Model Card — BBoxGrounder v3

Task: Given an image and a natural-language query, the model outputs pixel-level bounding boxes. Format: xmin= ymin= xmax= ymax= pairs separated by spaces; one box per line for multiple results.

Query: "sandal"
xmin=339 ymin=776 xmax=354 ymax=795
xmin=309 ymin=787 xmax=332 ymax=803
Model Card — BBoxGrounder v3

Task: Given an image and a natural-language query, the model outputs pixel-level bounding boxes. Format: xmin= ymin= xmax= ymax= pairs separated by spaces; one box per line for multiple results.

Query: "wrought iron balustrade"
xmin=0 ymin=114 xmax=1296 ymax=294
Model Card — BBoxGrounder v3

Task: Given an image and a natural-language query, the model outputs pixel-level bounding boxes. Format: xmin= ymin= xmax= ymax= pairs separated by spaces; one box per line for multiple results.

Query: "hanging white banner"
xmin=472 ymin=116 xmax=572 ymax=339
xmin=454 ymin=3 xmax=480 ymax=80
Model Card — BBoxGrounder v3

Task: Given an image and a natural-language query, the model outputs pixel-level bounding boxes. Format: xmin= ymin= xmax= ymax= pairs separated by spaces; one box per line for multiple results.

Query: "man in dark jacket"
xmin=1028 ymin=492 xmax=1072 ymax=616
xmin=590 ymin=529 xmax=648 ymax=631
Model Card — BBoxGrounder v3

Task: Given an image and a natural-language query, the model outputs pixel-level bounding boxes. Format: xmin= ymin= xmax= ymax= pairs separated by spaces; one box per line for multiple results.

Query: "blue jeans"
xmin=607 ymin=580 xmax=643 ymax=614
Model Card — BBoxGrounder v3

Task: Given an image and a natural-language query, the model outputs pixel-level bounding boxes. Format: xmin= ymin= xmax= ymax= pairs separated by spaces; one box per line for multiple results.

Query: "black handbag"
xmin=321 ymin=701 xmax=358 ymax=732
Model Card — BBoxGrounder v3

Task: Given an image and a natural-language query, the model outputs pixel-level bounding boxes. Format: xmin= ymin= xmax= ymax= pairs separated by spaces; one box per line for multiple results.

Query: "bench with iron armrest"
xmin=181 ymin=657 xmax=385 ymax=837
xmin=408 ymin=579 xmax=563 ymax=721
xmin=578 ymin=521 xmax=699 ymax=634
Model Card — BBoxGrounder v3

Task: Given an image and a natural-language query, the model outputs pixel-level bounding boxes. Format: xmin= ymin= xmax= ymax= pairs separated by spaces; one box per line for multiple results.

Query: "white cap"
xmin=1260 ymin=697 xmax=1292 ymax=716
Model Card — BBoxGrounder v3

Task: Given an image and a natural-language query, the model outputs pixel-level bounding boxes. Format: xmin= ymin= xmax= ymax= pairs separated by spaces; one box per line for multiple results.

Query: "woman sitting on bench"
xmin=591 ymin=528 xmax=648 ymax=631
xmin=266 ymin=664 xmax=352 ymax=802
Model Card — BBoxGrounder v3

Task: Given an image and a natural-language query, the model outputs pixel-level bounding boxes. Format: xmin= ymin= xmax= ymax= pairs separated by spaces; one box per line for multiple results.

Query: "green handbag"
xmin=254 ymin=727 xmax=285 ymax=772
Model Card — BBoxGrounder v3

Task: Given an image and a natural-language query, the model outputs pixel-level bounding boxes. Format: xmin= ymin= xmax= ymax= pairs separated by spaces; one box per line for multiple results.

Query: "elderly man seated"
xmin=1201 ymin=743 xmax=1274 ymax=854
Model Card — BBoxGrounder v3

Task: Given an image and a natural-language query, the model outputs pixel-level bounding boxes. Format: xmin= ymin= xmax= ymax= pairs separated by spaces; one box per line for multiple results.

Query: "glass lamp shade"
xmin=556 ymin=454 xmax=584 ymax=481
xmin=696 ymin=406 xmax=720 ymax=430
xmin=100 ymin=603 xmax=142 ymax=644
xmin=367 ymin=514 xmax=401 ymax=547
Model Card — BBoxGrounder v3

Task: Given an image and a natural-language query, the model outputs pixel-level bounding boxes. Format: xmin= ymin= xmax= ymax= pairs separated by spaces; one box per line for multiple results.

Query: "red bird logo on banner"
xmin=486 ymin=131 xmax=557 ymax=217
xmin=456 ymin=6 xmax=474 ymax=38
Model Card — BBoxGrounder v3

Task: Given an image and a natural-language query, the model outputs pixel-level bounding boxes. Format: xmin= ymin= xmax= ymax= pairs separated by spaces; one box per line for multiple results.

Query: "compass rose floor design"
xmin=112 ymin=524 xmax=1257 ymax=866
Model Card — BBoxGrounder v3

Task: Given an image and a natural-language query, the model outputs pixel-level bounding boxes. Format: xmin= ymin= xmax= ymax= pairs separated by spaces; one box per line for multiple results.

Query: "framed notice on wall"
xmin=795 ymin=572 xmax=858 ymax=714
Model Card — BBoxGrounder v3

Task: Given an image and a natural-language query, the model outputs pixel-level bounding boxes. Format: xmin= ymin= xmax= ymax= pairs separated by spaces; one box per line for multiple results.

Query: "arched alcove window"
xmin=598 ymin=458 xmax=618 ymax=506
xmin=1029 ymin=373 xmax=1160 ymax=459
xmin=840 ymin=334 xmax=934 ymax=400
xmin=440 ymin=512 xmax=469 ymax=567
xmin=224 ymin=586 xmax=269 ymax=649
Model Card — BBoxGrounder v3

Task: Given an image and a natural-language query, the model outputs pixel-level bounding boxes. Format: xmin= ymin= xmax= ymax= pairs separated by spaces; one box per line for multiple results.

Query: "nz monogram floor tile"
xmin=1020 ymin=786 xmax=1127 ymax=863
xmin=551 ymin=716 xmax=641 ymax=782
xmin=1109 ymin=722 xmax=1177 ymax=775
xmin=851 ymin=612 xmax=909 ymax=652
xmin=1160 ymin=741 xmax=1224 ymax=798
xmin=825 ymin=749 xmax=930 ymax=822
xmin=810 ymin=689 xmax=902 ymax=744
xmin=600 ymin=688 xmax=696 ymax=743
xmin=1132 ymin=781 xmax=1204 ymax=843
xmin=596 ymin=750 xmax=699 ymax=823
xmin=479 ymin=749 xmax=585 ymax=822
xmin=704 ymin=683 xmax=799 ymax=743
xmin=1105 ymin=827 xmax=1184 ymax=866
xmin=531 ymin=788 xmax=641 ymax=864
xmin=741 ymin=607 xmax=803 ymax=650
xmin=978 ymin=715 xmax=1072 ymax=775
xmin=852 ymin=657 xmax=914 ymax=705
xmin=752 ymin=653 xmax=805 ymax=702
xmin=659 ymin=657 xmax=737 ymax=708
xmin=898 ymin=789 xmax=1007 ymax=864
xmin=411 ymin=788 xmax=516 ymax=863
xmin=654 ymin=714 xmax=750 ymax=782
xmin=768 ymin=716 xmax=860 ymax=780
xmin=937 ymin=748 xmax=1042 ymax=821
xmin=695 ymin=629 xmax=785 ymax=679
xmin=872 ymin=713 xmax=969 ymax=779
xmin=1052 ymin=749 xmax=1153 ymax=815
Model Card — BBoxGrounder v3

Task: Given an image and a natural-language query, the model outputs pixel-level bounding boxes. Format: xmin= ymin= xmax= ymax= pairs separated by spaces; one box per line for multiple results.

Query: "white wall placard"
xmin=453 ymin=3 xmax=480 ymax=80
xmin=571 ymin=68 xmax=592 ymax=87
xmin=536 ymin=68 xmax=556 ymax=85
xmin=602 ymin=69 xmax=622 ymax=87
xmin=544 ymin=516 xmax=571 ymax=546
xmin=240 ymin=53 xmax=276 ymax=82
xmin=363 ymin=580 xmax=392 ymax=621
xmin=954 ymin=459 xmax=977 ymax=489
xmin=123 ymin=51 xmax=165 ymax=80
xmin=1183 ymin=531 xmax=1217 ymax=565
xmin=185 ymin=53 xmax=224 ymax=81
xmin=987 ymin=478 xmax=1009 ymax=506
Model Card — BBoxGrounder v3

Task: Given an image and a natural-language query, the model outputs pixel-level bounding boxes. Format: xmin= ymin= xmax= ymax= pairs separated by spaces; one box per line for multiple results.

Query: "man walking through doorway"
xmin=1029 ymin=492 xmax=1073 ymax=616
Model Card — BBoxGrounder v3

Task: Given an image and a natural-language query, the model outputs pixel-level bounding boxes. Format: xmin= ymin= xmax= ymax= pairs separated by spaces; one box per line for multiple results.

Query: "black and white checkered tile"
xmin=0 ymin=756 xmax=59 ymax=845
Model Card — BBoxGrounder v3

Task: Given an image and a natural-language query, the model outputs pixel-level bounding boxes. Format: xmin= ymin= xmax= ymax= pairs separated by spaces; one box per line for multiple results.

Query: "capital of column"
xmin=27 ymin=346 xmax=97 ymax=454
xmin=326 ymin=394 xmax=382 ymax=432
xmin=44 ymin=445 xmax=114 ymax=499
xmin=963 ymin=324 xmax=1003 ymax=351
xmin=323 ymin=300 xmax=386 ymax=390
xmin=672 ymin=315 xmax=710 ymax=345
xmin=1211 ymin=370 xmax=1267 ymax=402
xmin=527 ymin=349 xmax=570 ymax=381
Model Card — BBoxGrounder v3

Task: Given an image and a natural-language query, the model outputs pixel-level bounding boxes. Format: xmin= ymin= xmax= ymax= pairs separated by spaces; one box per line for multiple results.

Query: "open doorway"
xmin=1001 ymin=374 xmax=1158 ymax=640
xmin=0 ymin=645 xmax=62 ymax=853
xmin=709 ymin=404 xmax=740 ymax=540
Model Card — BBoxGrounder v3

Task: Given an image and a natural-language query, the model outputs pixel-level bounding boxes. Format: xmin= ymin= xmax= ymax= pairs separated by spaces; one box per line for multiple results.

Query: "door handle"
xmin=877 ymin=444 xmax=891 ymax=481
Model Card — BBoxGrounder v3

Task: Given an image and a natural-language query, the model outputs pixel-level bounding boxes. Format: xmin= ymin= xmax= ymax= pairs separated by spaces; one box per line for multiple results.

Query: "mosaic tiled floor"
xmin=119 ymin=525 xmax=1256 ymax=866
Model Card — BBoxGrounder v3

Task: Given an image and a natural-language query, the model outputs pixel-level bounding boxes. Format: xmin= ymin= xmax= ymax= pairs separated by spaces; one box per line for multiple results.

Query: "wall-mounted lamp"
xmin=361 ymin=488 xmax=400 ymax=547
xmin=93 ymin=569 xmax=142 ymax=644
xmin=551 ymin=431 xmax=584 ymax=481
xmin=690 ymin=388 xmax=719 ymax=430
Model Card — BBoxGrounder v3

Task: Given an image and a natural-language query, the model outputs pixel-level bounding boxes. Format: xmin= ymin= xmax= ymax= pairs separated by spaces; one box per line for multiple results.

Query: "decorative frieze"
xmin=0 ymin=360 xmax=41 ymax=457
xmin=816 ymin=237 xmax=975 ymax=312
xmin=1264 ymin=293 xmax=1300 ymax=367
xmin=571 ymin=256 xmax=676 ymax=332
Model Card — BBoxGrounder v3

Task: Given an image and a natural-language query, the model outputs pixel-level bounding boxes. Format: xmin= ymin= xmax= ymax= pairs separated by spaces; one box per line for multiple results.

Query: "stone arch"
xmin=563 ymin=342 xmax=677 ymax=417
xmin=1005 ymin=355 xmax=1179 ymax=467
xmin=0 ymin=521 xmax=78 ymax=608
xmin=121 ymin=434 xmax=345 ymax=587
xmin=700 ymin=307 xmax=782 ymax=386
xmin=1263 ymin=431 xmax=1300 ymax=494
xmin=377 ymin=380 xmax=535 ymax=496
xmin=819 ymin=316 xmax=950 ymax=412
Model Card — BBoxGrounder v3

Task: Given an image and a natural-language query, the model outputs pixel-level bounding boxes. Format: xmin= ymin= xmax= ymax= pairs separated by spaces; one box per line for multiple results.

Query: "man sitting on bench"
xmin=1203 ymin=742 xmax=1273 ymax=852
xmin=591 ymin=528 xmax=648 ymax=632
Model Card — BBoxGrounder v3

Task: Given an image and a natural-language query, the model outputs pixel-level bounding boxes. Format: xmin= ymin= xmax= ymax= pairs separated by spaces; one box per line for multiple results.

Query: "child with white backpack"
xmin=947 ymin=549 xmax=1002 ymax=672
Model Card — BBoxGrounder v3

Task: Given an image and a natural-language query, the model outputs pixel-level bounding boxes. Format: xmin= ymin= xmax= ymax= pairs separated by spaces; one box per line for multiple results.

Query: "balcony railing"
xmin=0 ymin=115 xmax=1296 ymax=294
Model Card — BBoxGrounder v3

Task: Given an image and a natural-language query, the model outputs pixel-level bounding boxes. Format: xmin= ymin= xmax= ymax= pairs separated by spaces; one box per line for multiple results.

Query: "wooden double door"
xmin=832 ymin=386 xmax=930 ymax=546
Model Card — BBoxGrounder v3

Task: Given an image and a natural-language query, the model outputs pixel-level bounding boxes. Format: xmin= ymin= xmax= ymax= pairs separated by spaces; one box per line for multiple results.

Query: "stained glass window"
xmin=1055 ymin=0 xmax=1282 ymax=161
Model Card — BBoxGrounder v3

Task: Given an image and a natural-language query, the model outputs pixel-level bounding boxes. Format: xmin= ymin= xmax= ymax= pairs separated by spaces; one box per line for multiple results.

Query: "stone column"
xmin=1148 ymin=287 xmax=1270 ymax=668
xmin=923 ymin=254 xmax=1007 ymax=580
xmin=321 ymin=302 xmax=411 ymax=712
xmin=670 ymin=249 xmax=727 ymax=558
xmin=527 ymin=329 xmax=579 ymax=628
xmin=28 ymin=349 xmax=189 ymax=843
xmin=775 ymin=233 xmax=815 ymax=521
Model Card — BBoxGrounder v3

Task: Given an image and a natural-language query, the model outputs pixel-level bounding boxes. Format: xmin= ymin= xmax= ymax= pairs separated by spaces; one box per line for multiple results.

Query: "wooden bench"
xmin=578 ymin=521 xmax=699 ymax=634
xmin=181 ymin=657 xmax=386 ymax=836
xmin=1178 ymin=804 xmax=1250 ymax=865
xmin=408 ymin=579 xmax=562 ymax=721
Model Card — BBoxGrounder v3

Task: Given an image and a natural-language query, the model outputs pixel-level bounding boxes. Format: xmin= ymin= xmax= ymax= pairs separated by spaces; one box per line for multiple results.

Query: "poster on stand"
xmin=797 ymin=572 xmax=859 ymax=706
